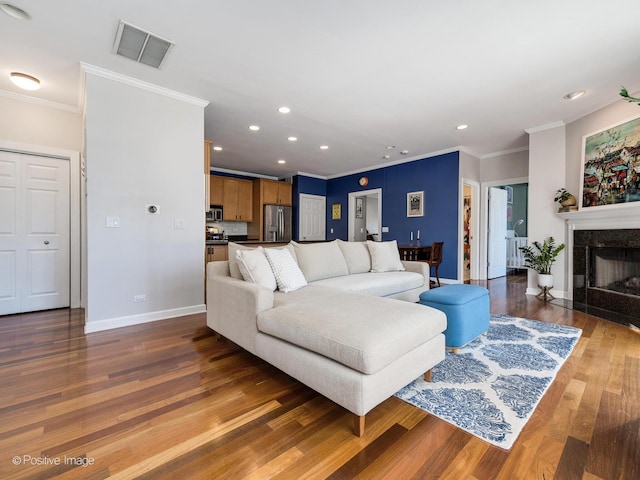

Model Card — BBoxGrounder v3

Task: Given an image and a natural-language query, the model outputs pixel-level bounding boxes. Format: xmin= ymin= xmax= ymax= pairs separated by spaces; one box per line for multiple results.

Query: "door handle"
xmin=44 ymin=240 xmax=50 ymax=245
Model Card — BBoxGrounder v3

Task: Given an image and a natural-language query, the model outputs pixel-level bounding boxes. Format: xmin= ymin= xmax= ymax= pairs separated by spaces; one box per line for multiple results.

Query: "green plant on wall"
xmin=518 ymin=237 xmax=565 ymax=275
xmin=620 ymin=86 xmax=640 ymax=105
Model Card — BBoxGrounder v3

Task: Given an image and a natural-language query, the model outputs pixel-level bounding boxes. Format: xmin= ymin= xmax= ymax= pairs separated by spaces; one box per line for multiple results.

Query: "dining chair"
xmin=428 ymin=242 xmax=444 ymax=287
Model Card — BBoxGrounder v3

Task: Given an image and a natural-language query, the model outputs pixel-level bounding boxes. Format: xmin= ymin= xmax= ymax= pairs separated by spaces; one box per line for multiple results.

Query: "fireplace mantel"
xmin=558 ymin=205 xmax=640 ymax=231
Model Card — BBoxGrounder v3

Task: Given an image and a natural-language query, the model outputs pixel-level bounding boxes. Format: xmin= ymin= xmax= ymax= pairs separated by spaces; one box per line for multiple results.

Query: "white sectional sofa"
xmin=206 ymin=240 xmax=446 ymax=436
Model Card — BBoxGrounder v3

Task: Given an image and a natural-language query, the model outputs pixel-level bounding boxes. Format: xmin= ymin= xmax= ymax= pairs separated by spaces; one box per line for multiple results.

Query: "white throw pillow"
xmin=264 ymin=247 xmax=308 ymax=292
xmin=367 ymin=240 xmax=405 ymax=272
xmin=291 ymin=240 xmax=349 ymax=281
xmin=228 ymin=242 xmax=254 ymax=279
xmin=336 ymin=239 xmax=371 ymax=274
xmin=236 ymin=247 xmax=277 ymax=291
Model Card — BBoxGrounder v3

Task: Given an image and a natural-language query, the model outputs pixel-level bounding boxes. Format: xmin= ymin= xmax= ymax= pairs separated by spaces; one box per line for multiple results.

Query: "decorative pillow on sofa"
xmin=264 ymin=247 xmax=307 ymax=292
xmin=291 ymin=240 xmax=349 ymax=282
xmin=228 ymin=242 xmax=253 ymax=279
xmin=236 ymin=247 xmax=277 ymax=291
xmin=336 ymin=239 xmax=371 ymax=274
xmin=367 ymin=240 xmax=405 ymax=272
xmin=228 ymin=242 xmax=297 ymax=279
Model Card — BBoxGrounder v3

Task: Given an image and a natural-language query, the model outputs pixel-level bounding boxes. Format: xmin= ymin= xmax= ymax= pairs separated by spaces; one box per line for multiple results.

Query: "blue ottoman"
xmin=419 ymin=284 xmax=490 ymax=352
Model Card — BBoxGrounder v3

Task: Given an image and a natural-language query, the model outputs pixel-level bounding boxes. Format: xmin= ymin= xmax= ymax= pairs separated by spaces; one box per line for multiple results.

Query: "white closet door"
xmin=299 ymin=194 xmax=326 ymax=241
xmin=0 ymin=151 xmax=70 ymax=315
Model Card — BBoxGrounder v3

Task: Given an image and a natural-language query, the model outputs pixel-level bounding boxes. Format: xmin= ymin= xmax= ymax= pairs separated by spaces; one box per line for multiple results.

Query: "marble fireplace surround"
xmin=559 ymin=206 xmax=640 ymax=328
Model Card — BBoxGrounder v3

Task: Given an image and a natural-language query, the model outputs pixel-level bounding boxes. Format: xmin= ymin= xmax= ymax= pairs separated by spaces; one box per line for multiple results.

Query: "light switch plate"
xmin=382 ymin=226 xmax=389 ymax=232
xmin=106 ymin=216 xmax=120 ymax=228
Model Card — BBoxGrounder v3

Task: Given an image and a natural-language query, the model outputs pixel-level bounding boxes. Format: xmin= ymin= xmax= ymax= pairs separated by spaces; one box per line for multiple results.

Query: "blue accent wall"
xmin=326 ymin=151 xmax=460 ymax=280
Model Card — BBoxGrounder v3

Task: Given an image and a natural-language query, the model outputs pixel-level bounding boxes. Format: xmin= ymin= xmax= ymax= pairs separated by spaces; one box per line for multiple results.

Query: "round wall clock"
xmin=359 ymin=176 xmax=369 ymax=187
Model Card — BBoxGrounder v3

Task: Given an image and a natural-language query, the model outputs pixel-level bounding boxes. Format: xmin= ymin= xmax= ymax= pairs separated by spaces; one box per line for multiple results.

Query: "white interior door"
xmin=299 ymin=194 xmax=326 ymax=241
xmin=488 ymin=187 xmax=508 ymax=279
xmin=0 ymin=151 xmax=70 ymax=315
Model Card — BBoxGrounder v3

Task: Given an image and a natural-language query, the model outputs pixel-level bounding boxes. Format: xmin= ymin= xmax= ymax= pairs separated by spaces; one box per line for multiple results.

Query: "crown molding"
xmin=0 ymin=89 xmax=80 ymax=113
xmin=480 ymin=145 xmax=529 ymax=159
xmin=326 ymin=146 xmax=461 ymax=180
xmin=81 ymin=63 xmax=209 ymax=108
xmin=524 ymin=121 xmax=566 ymax=134
xmin=210 ymin=166 xmax=278 ymax=180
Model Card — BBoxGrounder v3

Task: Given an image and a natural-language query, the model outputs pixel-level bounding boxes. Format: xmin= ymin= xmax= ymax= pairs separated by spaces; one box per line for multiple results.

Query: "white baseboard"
xmin=84 ymin=304 xmax=206 ymax=334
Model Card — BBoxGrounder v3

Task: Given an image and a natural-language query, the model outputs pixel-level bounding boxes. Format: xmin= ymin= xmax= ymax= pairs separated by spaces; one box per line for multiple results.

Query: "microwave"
xmin=207 ymin=205 xmax=223 ymax=222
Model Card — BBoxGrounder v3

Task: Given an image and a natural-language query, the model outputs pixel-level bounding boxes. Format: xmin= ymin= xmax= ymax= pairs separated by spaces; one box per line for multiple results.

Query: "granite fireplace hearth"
xmin=572 ymin=228 xmax=640 ymax=328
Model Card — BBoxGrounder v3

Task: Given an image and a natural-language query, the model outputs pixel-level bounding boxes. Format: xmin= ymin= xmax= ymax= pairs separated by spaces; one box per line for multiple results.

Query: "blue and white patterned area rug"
xmin=395 ymin=313 xmax=581 ymax=450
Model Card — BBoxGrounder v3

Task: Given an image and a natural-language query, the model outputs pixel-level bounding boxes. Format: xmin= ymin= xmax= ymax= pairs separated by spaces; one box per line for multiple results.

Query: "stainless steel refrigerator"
xmin=263 ymin=205 xmax=292 ymax=242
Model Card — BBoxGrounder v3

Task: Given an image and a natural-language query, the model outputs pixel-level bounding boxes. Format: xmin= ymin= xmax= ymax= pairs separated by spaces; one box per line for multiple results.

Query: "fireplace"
xmin=573 ymin=229 xmax=640 ymax=328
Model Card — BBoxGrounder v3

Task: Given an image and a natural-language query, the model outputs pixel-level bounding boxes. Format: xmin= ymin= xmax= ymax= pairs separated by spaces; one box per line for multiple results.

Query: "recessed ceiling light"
xmin=277 ymin=159 xmax=286 ymax=164
xmin=278 ymin=106 xmax=290 ymax=114
xmin=10 ymin=72 xmax=40 ymax=90
xmin=213 ymin=146 xmax=222 ymax=151
xmin=320 ymin=145 xmax=329 ymax=150
xmin=0 ymin=3 xmax=31 ymax=20
xmin=456 ymin=124 xmax=468 ymax=130
xmin=385 ymin=145 xmax=396 ymax=150
xmin=249 ymin=125 xmax=260 ymax=131
xmin=287 ymin=136 xmax=297 ymax=142
xmin=564 ymin=90 xmax=586 ymax=100
xmin=400 ymin=150 xmax=409 ymax=155
xmin=382 ymin=155 xmax=391 ymax=159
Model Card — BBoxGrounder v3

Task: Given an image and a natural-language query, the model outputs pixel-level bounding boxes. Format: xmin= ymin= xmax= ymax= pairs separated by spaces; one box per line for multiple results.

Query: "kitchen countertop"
xmin=206 ymin=240 xmax=228 ymax=245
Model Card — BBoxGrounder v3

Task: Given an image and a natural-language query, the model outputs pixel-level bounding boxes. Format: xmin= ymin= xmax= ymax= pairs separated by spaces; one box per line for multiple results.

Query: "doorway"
xmin=348 ymin=188 xmax=382 ymax=241
xmin=0 ymin=151 xmax=70 ymax=315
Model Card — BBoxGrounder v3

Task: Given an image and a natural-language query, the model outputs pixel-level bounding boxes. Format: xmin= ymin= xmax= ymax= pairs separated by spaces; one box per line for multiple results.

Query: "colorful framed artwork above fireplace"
xmin=580 ymin=115 xmax=640 ymax=209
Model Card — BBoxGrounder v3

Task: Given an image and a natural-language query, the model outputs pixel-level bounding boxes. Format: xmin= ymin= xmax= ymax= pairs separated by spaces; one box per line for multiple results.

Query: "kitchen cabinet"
xmin=222 ymin=177 xmax=253 ymax=221
xmin=205 ymin=244 xmax=228 ymax=263
xmin=208 ymin=175 xmax=253 ymax=221
xmin=210 ymin=175 xmax=224 ymax=206
xmin=260 ymin=179 xmax=292 ymax=205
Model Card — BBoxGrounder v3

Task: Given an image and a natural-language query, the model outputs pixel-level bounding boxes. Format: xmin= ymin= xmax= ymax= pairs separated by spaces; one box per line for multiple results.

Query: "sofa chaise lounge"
xmin=206 ymin=240 xmax=446 ymax=435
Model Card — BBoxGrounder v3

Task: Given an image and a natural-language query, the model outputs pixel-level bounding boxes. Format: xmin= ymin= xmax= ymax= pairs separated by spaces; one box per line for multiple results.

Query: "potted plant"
xmin=554 ymin=188 xmax=576 ymax=207
xmin=519 ymin=237 xmax=566 ymax=288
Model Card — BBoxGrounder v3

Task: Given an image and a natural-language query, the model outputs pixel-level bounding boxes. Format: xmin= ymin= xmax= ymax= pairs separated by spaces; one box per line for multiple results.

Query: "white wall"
xmin=0 ymin=95 xmax=82 ymax=151
xmin=84 ymin=72 xmax=207 ymax=332
xmin=480 ymin=149 xmax=529 ymax=182
xmin=527 ymin=125 xmax=567 ymax=295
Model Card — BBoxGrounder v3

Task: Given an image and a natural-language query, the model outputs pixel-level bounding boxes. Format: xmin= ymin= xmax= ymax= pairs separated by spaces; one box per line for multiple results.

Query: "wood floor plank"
xmin=1 ymin=274 xmax=638 ymax=479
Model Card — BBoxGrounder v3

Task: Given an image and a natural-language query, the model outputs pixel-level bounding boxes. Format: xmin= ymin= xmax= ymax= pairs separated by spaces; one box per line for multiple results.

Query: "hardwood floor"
xmin=1 ymin=275 xmax=638 ymax=479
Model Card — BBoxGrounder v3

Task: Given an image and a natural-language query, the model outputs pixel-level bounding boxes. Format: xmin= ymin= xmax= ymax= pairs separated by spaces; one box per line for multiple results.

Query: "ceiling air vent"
xmin=113 ymin=21 xmax=174 ymax=69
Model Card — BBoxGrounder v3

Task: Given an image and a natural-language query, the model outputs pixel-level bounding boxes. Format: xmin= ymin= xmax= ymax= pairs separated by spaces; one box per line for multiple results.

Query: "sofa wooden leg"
xmin=424 ymin=369 xmax=432 ymax=382
xmin=354 ymin=414 xmax=365 ymax=437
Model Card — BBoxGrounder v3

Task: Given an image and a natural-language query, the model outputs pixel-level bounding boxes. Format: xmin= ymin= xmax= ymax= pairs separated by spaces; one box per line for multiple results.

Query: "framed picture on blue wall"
xmin=407 ymin=191 xmax=424 ymax=217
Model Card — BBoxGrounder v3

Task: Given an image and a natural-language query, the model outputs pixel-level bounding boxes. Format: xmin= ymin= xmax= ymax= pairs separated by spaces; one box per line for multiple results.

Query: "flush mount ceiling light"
xmin=213 ymin=146 xmax=222 ymax=151
xmin=456 ymin=124 xmax=468 ymax=130
xmin=320 ymin=145 xmax=329 ymax=150
xmin=287 ymin=136 xmax=298 ymax=142
xmin=277 ymin=159 xmax=286 ymax=164
xmin=278 ymin=106 xmax=290 ymax=114
xmin=249 ymin=125 xmax=260 ymax=131
xmin=0 ymin=3 xmax=31 ymax=20
xmin=564 ymin=90 xmax=586 ymax=100
xmin=10 ymin=72 xmax=40 ymax=90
